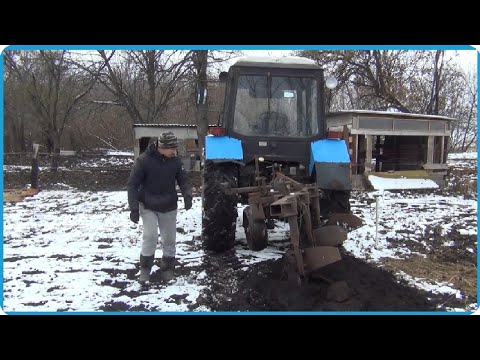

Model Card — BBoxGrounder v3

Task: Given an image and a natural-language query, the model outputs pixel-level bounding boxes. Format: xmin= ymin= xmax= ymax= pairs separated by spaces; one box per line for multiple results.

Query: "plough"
xmin=222 ymin=158 xmax=361 ymax=282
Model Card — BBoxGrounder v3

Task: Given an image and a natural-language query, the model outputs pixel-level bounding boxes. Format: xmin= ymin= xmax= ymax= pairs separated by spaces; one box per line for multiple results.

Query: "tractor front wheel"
xmin=243 ymin=206 xmax=268 ymax=251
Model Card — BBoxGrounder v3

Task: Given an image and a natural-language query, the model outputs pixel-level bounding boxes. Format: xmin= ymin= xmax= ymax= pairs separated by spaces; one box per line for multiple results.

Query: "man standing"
xmin=127 ymin=131 xmax=193 ymax=284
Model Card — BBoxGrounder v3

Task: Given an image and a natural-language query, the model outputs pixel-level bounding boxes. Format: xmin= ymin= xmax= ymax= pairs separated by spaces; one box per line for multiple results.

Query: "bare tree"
xmin=94 ymin=50 xmax=193 ymax=125
xmin=193 ymin=50 xmax=209 ymax=154
xmin=190 ymin=50 xmax=241 ymax=153
xmin=3 ymin=68 xmax=27 ymax=152
xmin=448 ymin=68 xmax=478 ymax=151
xmin=68 ymin=94 xmax=132 ymax=152
xmin=460 ymin=72 xmax=478 ymax=150
xmin=69 ymin=49 xmax=239 ymax=152
xmin=4 ymin=50 xmax=99 ymax=169
xmin=424 ymin=50 xmax=444 ymax=115
xmin=296 ymin=50 xmax=453 ymax=113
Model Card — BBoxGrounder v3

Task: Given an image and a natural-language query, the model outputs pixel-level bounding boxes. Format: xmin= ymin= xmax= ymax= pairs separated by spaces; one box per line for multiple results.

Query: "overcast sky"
xmin=231 ymin=49 xmax=478 ymax=72
xmin=1 ymin=46 xmax=477 ymax=72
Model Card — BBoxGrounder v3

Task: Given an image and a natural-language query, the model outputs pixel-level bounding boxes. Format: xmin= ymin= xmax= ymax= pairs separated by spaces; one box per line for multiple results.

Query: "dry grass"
xmin=382 ymin=255 xmax=477 ymax=302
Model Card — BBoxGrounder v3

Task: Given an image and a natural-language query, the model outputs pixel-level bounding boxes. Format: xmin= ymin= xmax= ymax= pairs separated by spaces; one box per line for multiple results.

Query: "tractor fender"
xmin=205 ymin=135 xmax=244 ymax=161
xmin=310 ymin=139 xmax=351 ymax=191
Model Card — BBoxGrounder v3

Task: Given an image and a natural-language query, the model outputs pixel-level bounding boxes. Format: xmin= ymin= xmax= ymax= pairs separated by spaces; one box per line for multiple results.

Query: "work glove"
xmin=130 ymin=210 xmax=139 ymax=223
xmin=184 ymin=195 xmax=193 ymax=211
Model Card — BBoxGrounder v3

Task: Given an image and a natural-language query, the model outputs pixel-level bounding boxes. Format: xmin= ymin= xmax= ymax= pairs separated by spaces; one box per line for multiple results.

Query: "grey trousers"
xmin=139 ymin=203 xmax=177 ymax=258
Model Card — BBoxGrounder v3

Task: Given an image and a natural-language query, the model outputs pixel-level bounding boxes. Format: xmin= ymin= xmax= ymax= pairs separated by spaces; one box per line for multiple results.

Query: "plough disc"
xmin=313 ymin=225 xmax=348 ymax=247
xmin=303 ymin=246 xmax=342 ymax=273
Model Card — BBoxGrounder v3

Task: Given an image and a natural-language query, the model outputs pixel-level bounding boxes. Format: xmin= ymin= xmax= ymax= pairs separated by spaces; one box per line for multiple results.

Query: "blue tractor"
xmin=201 ymin=56 xmax=356 ymax=276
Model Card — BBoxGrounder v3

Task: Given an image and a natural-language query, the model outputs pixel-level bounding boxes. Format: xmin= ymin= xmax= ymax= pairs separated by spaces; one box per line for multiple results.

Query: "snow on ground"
xmin=1 ymin=151 xmax=478 ymax=313
xmin=2 ymin=188 xmax=476 ymax=313
xmin=1 ymin=191 xmax=288 ymax=313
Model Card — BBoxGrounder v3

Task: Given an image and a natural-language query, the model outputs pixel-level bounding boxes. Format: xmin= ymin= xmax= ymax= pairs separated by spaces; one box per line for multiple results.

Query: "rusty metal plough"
xmin=222 ymin=157 xmax=355 ymax=282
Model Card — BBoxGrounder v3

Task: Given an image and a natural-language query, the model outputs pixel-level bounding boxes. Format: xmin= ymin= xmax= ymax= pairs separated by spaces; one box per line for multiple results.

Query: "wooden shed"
xmin=326 ymin=110 xmax=455 ymax=189
xmin=133 ymin=124 xmax=202 ymax=170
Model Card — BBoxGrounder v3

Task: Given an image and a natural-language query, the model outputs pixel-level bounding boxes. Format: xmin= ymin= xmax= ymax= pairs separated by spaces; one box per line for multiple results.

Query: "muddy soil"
xmin=195 ymin=248 xmax=465 ymax=311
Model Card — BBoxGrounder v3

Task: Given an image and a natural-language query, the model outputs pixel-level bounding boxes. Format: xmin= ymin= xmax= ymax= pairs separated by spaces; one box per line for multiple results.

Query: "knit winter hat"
xmin=158 ymin=131 xmax=178 ymax=149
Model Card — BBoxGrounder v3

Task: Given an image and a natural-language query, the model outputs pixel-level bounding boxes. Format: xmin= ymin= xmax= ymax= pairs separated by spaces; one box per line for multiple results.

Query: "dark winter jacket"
xmin=127 ymin=143 xmax=192 ymax=213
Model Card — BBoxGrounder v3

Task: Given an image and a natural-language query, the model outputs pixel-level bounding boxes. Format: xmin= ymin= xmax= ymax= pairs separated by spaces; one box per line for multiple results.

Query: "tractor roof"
xmin=232 ymin=56 xmax=322 ymax=70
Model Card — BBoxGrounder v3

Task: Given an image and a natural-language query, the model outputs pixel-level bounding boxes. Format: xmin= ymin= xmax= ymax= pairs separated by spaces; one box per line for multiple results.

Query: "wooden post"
xmin=31 ymin=143 xmax=40 ymax=189
xmin=440 ymin=136 xmax=445 ymax=164
xmin=365 ymin=135 xmax=372 ymax=173
xmin=352 ymin=134 xmax=358 ymax=175
xmin=427 ymin=136 xmax=434 ymax=164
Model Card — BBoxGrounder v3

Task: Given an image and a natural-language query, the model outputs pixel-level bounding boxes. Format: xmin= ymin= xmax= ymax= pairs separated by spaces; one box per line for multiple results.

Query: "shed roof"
xmin=327 ymin=110 xmax=457 ymax=122
xmin=133 ymin=123 xmax=198 ymax=128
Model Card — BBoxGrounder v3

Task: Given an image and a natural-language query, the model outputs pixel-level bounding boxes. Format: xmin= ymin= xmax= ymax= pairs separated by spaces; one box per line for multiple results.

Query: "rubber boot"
xmin=160 ymin=256 xmax=176 ymax=271
xmin=160 ymin=256 xmax=175 ymax=282
xmin=139 ymin=254 xmax=154 ymax=284
xmin=139 ymin=267 xmax=150 ymax=284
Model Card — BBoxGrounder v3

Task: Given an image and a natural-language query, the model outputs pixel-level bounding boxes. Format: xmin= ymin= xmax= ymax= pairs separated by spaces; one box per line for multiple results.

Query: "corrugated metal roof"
xmin=133 ymin=124 xmax=216 ymax=127
xmin=328 ymin=110 xmax=457 ymax=122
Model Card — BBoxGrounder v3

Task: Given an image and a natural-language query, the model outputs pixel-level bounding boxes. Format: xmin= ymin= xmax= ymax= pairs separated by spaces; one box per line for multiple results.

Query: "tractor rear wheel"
xmin=202 ymin=161 xmax=238 ymax=252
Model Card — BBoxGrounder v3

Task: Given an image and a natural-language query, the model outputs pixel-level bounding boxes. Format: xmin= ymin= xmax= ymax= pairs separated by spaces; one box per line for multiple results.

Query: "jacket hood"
xmin=145 ymin=142 xmax=171 ymax=160
xmin=146 ymin=142 xmax=157 ymax=154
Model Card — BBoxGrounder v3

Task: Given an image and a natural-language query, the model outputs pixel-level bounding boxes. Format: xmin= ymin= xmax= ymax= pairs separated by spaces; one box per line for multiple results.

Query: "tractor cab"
xmin=215 ymin=56 xmax=330 ymax=185
xmin=221 ymin=56 xmax=326 ymax=140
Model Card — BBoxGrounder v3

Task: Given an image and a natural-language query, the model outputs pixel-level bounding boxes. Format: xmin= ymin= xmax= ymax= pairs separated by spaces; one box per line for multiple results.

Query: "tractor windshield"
xmin=233 ymin=74 xmax=318 ymax=137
